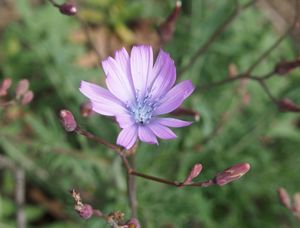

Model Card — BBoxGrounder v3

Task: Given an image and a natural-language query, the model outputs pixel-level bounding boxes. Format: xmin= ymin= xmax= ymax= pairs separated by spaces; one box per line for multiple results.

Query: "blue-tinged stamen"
xmin=129 ymin=92 xmax=157 ymax=124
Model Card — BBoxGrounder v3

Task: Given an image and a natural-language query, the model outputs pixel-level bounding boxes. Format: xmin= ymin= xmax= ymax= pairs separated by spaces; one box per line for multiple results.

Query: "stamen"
xmin=129 ymin=93 xmax=156 ymax=124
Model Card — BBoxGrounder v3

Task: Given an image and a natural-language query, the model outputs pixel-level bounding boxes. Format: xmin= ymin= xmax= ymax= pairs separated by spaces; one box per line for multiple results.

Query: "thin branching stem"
xmin=75 ymin=127 xmax=122 ymax=152
xmin=179 ymin=0 xmax=256 ymax=76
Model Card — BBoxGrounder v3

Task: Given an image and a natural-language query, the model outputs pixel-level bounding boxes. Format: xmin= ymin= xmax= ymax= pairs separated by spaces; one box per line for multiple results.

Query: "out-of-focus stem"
xmin=179 ymin=0 xmax=255 ymax=76
xmin=127 ymin=155 xmax=137 ymax=218
xmin=15 ymin=167 xmax=26 ymax=228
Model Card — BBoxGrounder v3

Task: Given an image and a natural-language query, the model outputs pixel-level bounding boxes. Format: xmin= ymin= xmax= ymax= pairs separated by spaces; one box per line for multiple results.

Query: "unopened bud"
xmin=15 ymin=79 xmax=29 ymax=99
xmin=228 ymin=64 xmax=238 ymax=78
xmin=277 ymin=99 xmax=300 ymax=112
xmin=125 ymin=218 xmax=141 ymax=228
xmin=214 ymin=163 xmax=250 ymax=186
xmin=59 ymin=3 xmax=77 ymax=16
xmin=171 ymin=107 xmax=200 ymax=121
xmin=21 ymin=90 xmax=34 ymax=105
xmin=277 ymin=187 xmax=291 ymax=209
xmin=183 ymin=163 xmax=203 ymax=185
xmin=80 ymin=101 xmax=94 ymax=117
xmin=274 ymin=59 xmax=300 ymax=75
xmin=158 ymin=1 xmax=181 ymax=43
xmin=0 ymin=78 xmax=12 ymax=97
xmin=293 ymin=193 xmax=300 ymax=212
xmin=75 ymin=204 xmax=93 ymax=219
xmin=59 ymin=109 xmax=77 ymax=132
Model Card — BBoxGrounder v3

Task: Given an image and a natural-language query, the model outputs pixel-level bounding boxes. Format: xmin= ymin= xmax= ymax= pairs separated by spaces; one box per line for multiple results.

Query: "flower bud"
xmin=75 ymin=204 xmax=93 ymax=219
xmin=183 ymin=163 xmax=202 ymax=185
xmin=125 ymin=218 xmax=141 ymax=228
xmin=274 ymin=59 xmax=300 ymax=75
xmin=214 ymin=163 xmax=250 ymax=186
xmin=59 ymin=109 xmax=77 ymax=132
xmin=80 ymin=101 xmax=94 ymax=117
xmin=171 ymin=107 xmax=200 ymax=121
xmin=0 ymin=78 xmax=12 ymax=97
xmin=59 ymin=3 xmax=77 ymax=16
xmin=158 ymin=1 xmax=181 ymax=43
xmin=277 ymin=99 xmax=300 ymax=113
xmin=293 ymin=193 xmax=300 ymax=212
xmin=15 ymin=79 xmax=29 ymax=99
xmin=21 ymin=90 xmax=34 ymax=105
xmin=277 ymin=187 xmax=291 ymax=209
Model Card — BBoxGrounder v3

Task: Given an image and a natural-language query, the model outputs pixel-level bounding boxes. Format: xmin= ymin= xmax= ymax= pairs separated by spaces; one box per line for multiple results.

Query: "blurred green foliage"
xmin=1 ymin=0 xmax=300 ymax=227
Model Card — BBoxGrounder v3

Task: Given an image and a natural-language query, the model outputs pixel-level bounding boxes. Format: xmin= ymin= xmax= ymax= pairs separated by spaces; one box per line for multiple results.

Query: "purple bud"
xmin=0 ymin=78 xmax=12 ymax=97
xmin=125 ymin=218 xmax=141 ymax=228
xmin=277 ymin=99 xmax=300 ymax=113
xmin=274 ymin=59 xmax=300 ymax=75
xmin=59 ymin=3 xmax=77 ymax=16
xmin=277 ymin=187 xmax=291 ymax=209
xmin=59 ymin=109 xmax=77 ymax=132
xmin=76 ymin=204 xmax=93 ymax=219
xmin=15 ymin=79 xmax=29 ymax=99
xmin=214 ymin=163 xmax=251 ymax=186
xmin=21 ymin=90 xmax=34 ymax=105
xmin=158 ymin=1 xmax=182 ymax=43
xmin=80 ymin=101 xmax=94 ymax=117
xmin=183 ymin=163 xmax=203 ymax=185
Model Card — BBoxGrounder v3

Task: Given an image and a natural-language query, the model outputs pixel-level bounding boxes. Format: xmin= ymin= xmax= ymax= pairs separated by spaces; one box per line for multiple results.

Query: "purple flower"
xmin=80 ymin=45 xmax=194 ymax=149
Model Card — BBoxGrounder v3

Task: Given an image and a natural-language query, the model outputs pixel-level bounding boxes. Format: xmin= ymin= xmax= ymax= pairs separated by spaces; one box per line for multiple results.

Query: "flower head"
xmin=80 ymin=45 xmax=194 ymax=149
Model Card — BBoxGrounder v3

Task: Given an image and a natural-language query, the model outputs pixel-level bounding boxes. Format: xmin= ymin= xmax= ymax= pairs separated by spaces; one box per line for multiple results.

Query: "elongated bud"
xmin=183 ymin=163 xmax=203 ymax=185
xmin=277 ymin=99 xmax=300 ymax=112
xmin=59 ymin=3 xmax=77 ymax=16
xmin=158 ymin=1 xmax=182 ymax=43
xmin=274 ymin=59 xmax=300 ymax=75
xmin=277 ymin=187 xmax=291 ymax=209
xmin=171 ymin=107 xmax=200 ymax=121
xmin=214 ymin=163 xmax=250 ymax=186
xmin=15 ymin=79 xmax=29 ymax=99
xmin=21 ymin=90 xmax=34 ymax=105
xmin=293 ymin=193 xmax=300 ymax=212
xmin=59 ymin=109 xmax=77 ymax=132
xmin=0 ymin=78 xmax=12 ymax=97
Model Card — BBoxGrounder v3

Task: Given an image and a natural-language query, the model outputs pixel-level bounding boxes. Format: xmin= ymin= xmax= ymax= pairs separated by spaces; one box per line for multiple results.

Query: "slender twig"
xmin=75 ymin=127 xmax=122 ymax=152
xmin=179 ymin=0 xmax=255 ymax=76
xmin=127 ymin=156 xmax=137 ymax=218
xmin=15 ymin=167 xmax=26 ymax=228
xmin=119 ymin=150 xmax=214 ymax=188
xmin=245 ymin=0 xmax=299 ymax=75
xmin=47 ymin=0 xmax=60 ymax=8
xmin=75 ymin=14 xmax=103 ymax=61
xmin=257 ymin=80 xmax=277 ymax=103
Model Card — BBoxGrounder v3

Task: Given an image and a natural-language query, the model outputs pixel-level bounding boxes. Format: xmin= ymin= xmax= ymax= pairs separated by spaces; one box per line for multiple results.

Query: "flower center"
xmin=129 ymin=94 xmax=156 ymax=125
